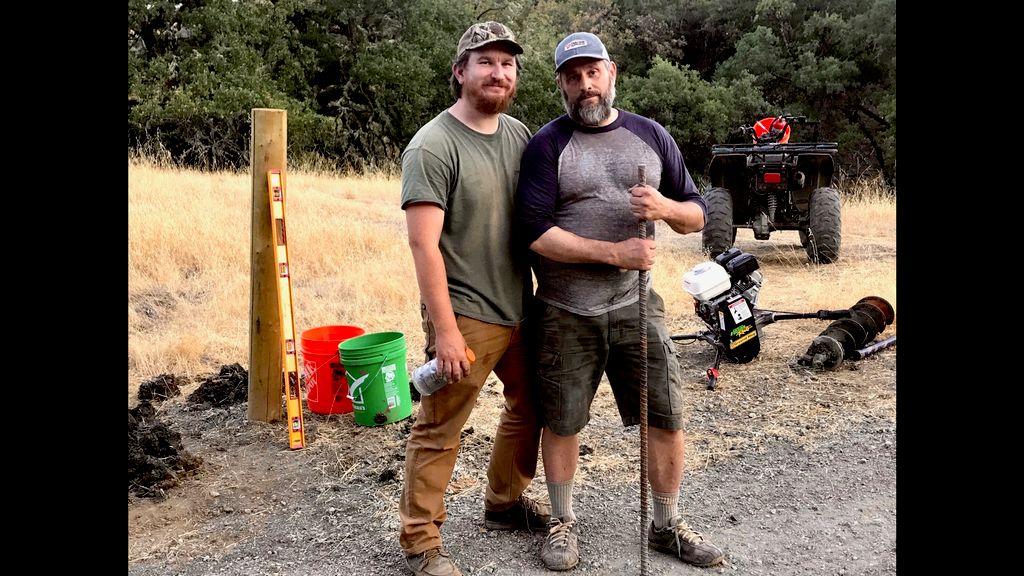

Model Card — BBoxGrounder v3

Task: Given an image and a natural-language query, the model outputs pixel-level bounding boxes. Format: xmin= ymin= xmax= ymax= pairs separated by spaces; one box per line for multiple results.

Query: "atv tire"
xmin=805 ymin=187 xmax=841 ymax=263
xmin=702 ymin=187 xmax=735 ymax=257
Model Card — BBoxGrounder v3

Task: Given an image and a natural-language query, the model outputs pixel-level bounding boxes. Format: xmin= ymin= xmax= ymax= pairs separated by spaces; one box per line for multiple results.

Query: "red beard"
xmin=464 ymin=80 xmax=517 ymax=115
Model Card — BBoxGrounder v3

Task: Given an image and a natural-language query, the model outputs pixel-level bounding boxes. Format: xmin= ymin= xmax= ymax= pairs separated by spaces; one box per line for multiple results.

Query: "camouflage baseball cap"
xmin=455 ymin=21 xmax=524 ymax=62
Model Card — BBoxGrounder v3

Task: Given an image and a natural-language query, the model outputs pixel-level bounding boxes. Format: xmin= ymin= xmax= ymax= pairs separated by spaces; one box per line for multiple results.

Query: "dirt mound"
xmin=129 ymin=363 xmax=250 ymax=498
xmin=138 ymin=373 xmax=186 ymax=402
xmin=187 ymin=363 xmax=248 ymax=406
xmin=128 ymin=400 xmax=202 ymax=498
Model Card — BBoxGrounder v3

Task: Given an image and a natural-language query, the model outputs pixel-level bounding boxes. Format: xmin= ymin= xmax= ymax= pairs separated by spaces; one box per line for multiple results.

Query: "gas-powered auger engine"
xmin=671 ymin=249 xmax=895 ymax=389
xmin=681 ymin=248 xmax=765 ymax=365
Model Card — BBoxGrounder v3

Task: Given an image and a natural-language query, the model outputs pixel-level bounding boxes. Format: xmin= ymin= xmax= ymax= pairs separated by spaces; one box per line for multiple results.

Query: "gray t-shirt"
xmin=401 ymin=111 xmax=532 ymax=325
xmin=516 ymin=110 xmax=706 ymax=316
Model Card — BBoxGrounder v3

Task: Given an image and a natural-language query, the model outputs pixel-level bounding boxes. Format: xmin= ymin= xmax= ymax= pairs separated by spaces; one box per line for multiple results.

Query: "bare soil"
xmin=127 ymin=325 xmax=896 ymax=576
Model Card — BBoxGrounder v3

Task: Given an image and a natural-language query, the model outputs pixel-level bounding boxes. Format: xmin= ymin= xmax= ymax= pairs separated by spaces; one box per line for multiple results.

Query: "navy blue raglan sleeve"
xmin=625 ymin=113 xmax=706 ymax=218
xmin=516 ymin=119 xmax=571 ymax=247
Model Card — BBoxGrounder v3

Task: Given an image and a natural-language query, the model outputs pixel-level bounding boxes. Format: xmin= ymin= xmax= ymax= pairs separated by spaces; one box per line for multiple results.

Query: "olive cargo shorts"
xmin=533 ymin=289 xmax=684 ymax=436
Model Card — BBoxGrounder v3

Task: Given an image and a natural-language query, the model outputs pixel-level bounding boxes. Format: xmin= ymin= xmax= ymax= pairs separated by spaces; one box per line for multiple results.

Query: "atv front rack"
xmin=711 ymin=142 xmax=839 ymax=156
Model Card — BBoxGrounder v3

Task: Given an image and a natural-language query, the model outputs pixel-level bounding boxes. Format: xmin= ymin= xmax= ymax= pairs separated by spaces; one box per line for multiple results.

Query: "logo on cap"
xmin=554 ymin=32 xmax=610 ymax=71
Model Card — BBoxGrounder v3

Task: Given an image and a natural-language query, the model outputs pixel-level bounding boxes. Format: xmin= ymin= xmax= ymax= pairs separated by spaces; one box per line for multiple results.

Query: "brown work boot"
xmin=484 ymin=493 xmax=552 ymax=531
xmin=649 ymin=517 xmax=725 ymax=567
xmin=540 ymin=517 xmax=579 ymax=571
xmin=404 ymin=546 xmax=463 ymax=576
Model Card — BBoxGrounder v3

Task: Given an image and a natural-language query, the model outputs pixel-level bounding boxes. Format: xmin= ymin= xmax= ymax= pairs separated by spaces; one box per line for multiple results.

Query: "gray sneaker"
xmin=649 ymin=517 xmax=725 ymax=567
xmin=540 ymin=517 xmax=579 ymax=571
xmin=405 ymin=546 xmax=464 ymax=576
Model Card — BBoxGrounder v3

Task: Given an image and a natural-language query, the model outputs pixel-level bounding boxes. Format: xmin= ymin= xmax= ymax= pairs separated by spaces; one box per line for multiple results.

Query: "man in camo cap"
xmin=399 ymin=21 xmax=549 ymax=576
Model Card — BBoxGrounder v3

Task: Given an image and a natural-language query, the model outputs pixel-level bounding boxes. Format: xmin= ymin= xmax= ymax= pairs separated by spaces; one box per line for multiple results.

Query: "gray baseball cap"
xmin=554 ymin=32 xmax=609 ymax=72
xmin=455 ymin=21 xmax=524 ymax=63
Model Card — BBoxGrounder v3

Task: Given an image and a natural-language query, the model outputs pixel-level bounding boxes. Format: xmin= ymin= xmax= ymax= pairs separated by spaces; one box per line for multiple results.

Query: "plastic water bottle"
xmin=412 ymin=348 xmax=476 ymax=396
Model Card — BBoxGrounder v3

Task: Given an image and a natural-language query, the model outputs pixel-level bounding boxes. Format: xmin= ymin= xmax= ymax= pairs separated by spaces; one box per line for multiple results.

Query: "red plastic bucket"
xmin=300 ymin=325 xmax=366 ymax=415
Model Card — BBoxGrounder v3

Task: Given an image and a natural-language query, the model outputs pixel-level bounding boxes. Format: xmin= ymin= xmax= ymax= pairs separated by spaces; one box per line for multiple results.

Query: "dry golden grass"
xmin=128 ymin=159 xmax=416 ymax=403
xmin=128 ymin=158 xmax=896 ymax=419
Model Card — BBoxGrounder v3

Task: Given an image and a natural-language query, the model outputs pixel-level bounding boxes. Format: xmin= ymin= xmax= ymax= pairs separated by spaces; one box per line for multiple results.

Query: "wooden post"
xmin=248 ymin=109 xmax=287 ymax=423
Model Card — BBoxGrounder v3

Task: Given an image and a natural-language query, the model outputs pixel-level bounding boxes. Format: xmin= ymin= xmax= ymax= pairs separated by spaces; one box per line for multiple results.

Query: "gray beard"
xmin=563 ymin=83 xmax=616 ymax=126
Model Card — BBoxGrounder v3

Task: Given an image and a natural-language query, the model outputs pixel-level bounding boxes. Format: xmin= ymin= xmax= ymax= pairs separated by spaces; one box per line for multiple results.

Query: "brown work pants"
xmin=399 ymin=314 xmax=540 ymax=554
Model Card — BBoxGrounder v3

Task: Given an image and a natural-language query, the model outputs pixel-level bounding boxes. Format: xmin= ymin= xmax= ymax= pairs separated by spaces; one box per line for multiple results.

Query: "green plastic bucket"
xmin=338 ymin=331 xmax=412 ymax=427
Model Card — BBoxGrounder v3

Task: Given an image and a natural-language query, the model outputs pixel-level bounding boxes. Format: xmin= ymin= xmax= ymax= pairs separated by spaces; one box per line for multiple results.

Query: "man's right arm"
xmin=517 ymin=124 xmax=656 ymax=271
xmin=405 ymin=203 xmax=472 ymax=381
xmin=530 ymin=227 xmax=656 ymax=271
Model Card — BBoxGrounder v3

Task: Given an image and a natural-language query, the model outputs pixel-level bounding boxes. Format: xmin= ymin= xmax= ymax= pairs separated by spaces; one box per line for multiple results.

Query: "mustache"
xmin=576 ymin=91 xmax=600 ymax=104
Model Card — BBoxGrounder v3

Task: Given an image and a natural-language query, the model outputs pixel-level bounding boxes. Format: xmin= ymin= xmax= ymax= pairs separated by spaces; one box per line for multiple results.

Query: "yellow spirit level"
xmin=268 ymin=170 xmax=306 ymax=450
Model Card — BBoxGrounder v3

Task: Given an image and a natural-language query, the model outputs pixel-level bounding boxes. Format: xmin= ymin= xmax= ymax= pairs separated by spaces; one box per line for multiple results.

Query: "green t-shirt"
xmin=401 ymin=111 xmax=532 ymax=325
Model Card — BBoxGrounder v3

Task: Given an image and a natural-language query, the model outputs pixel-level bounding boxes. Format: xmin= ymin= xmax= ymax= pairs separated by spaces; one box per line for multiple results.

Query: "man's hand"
xmin=433 ymin=330 xmax=473 ymax=384
xmin=629 ymin=184 xmax=706 ymax=235
xmin=613 ymin=237 xmax=656 ymax=270
xmin=629 ymin=184 xmax=668 ymax=221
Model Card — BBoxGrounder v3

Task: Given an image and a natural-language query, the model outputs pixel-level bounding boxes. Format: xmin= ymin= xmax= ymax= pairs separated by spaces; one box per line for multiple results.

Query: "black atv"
xmin=702 ymin=115 xmax=842 ymax=263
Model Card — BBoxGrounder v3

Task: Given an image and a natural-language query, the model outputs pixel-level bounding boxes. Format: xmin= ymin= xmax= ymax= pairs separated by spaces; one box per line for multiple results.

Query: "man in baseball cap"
xmin=447 ymin=21 xmax=525 ymax=107
xmin=516 ymin=30 xmax=726 ymax=571
xmin=399 ymin=20 xmax=548 ymax=576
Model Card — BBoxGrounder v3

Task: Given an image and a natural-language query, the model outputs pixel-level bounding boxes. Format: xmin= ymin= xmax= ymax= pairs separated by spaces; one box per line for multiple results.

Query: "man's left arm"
xmin=626 ymin=118 xmax=708 ymax=233
xmin=630 ymin=118 xmax=706 ymax=234
xmin=628 ymin=185 xmax=705 ymax=234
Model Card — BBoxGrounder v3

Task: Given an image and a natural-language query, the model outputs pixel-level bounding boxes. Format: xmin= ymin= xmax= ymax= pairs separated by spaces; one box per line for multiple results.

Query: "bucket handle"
xmin=345 ymin=350 xmax=395 ymax=401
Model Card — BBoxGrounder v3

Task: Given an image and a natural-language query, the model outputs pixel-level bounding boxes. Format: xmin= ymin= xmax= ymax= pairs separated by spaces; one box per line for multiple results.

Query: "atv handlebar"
xmin=740 ymin=114 xmax=817 ymax=144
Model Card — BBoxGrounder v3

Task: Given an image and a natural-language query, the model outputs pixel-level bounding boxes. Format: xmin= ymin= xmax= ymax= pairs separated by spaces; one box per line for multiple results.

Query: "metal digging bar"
xmin=636 ymin=165 xmax=650 ymax=576
xmin=851 ymin=335 xmax=897 ymax=360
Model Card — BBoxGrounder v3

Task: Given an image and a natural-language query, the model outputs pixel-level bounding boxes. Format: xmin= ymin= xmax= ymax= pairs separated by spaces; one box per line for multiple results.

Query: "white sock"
xmin=547 ymin=478 xmax=576 ymax=522
xmin=652 ymin=490 xmax=679 ymax=529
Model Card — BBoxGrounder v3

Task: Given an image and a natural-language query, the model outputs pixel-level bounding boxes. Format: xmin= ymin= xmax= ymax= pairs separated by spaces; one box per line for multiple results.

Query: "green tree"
xmin=128 ymin=0 xmax=894 ymax=181
xmin=129 ymin=0 xmax=328 ymax=168
xmin=618 ymin=57 xmax=769 ymax=177
xmin=713 ymin=0 xmax=896 ymax=184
